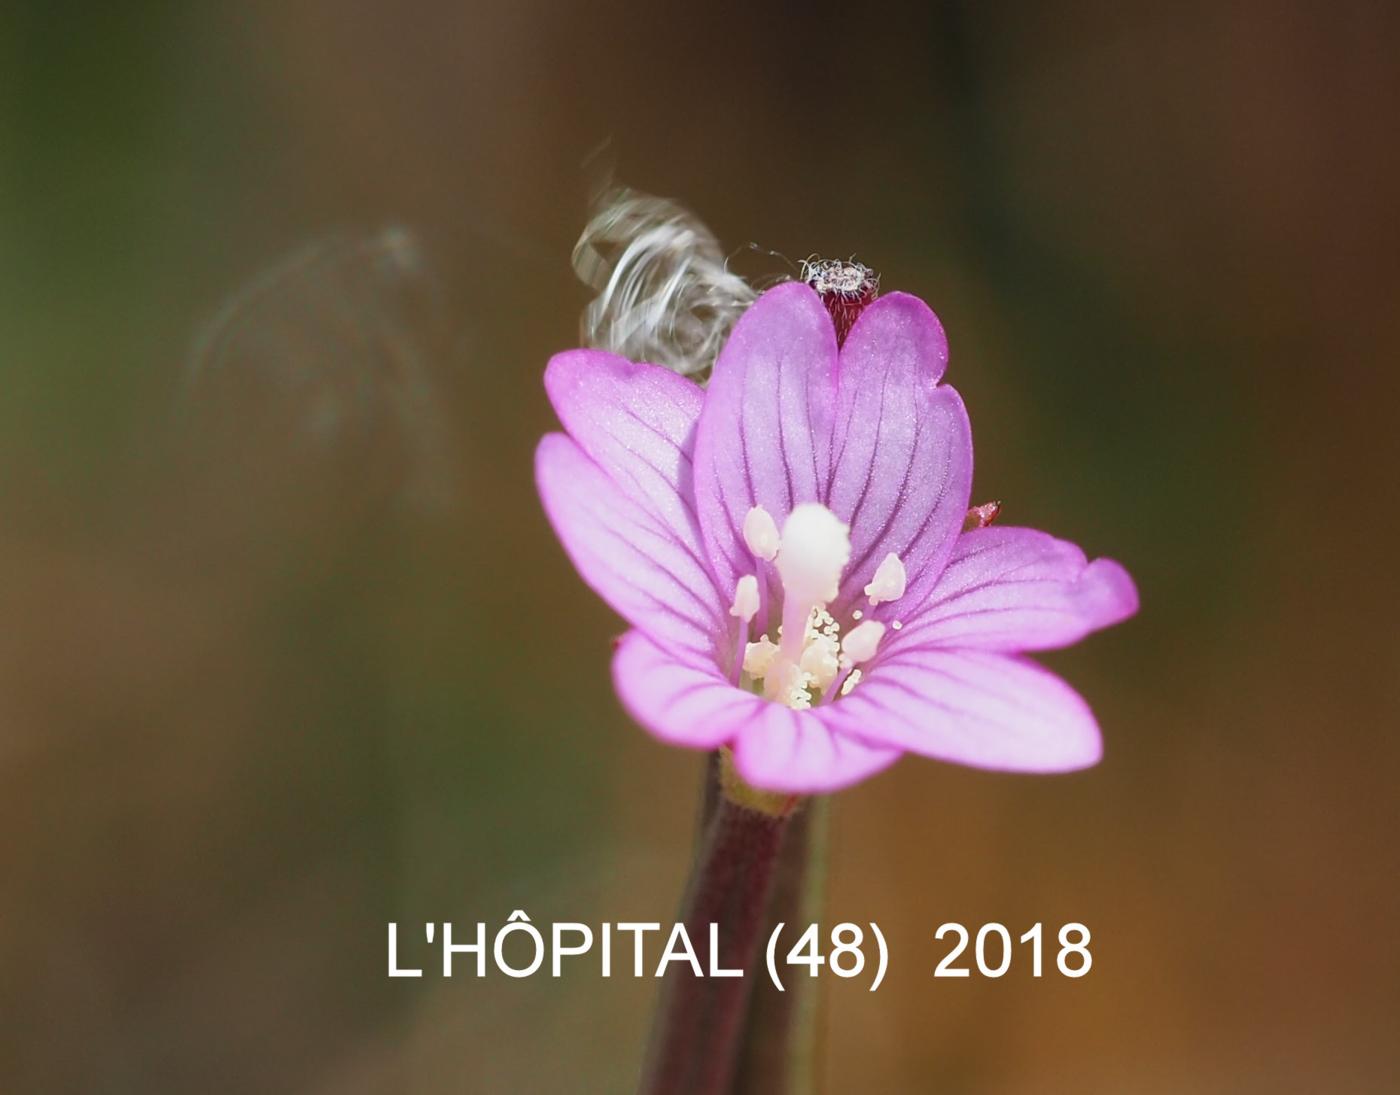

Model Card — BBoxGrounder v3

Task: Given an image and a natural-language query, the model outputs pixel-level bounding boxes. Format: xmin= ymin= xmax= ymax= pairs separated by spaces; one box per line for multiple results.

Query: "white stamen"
xmin=776 ymin=504 xmax=851 ymax=605
xmin=852 ymin=608 xmax=863 ymax=620
xmin=729 ymin=574 xmax=760 ymax=622
xmin=763 ymin=659 xmax=813 ymax=709
xmin=864 ymin=552 xmax=907 ymax=606
xmin=734 ymin=502 xmax=891 ymax=712
xmin=742 ymin=505 xmax=781 ymax=561
xmin=891 ymin=620 xmax=903 ymax=631
xmin=800 ymin=630 xmax=840 ymax=692
xmin=743 ymin=636 xmax=779 ymax=677
xmin=841 ymin=620 xmax=886 ymax=667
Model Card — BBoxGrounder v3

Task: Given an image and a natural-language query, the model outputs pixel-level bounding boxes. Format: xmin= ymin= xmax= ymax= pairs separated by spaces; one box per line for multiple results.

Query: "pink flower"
xmin=537 ymin=283 xmax=1138 ymax=792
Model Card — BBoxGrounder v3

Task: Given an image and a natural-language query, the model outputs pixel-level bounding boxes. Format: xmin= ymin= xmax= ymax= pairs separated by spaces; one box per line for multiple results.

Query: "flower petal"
xmin=544 ymin=349 xmax=704 ymax=549
xmin=827 ymin=648 xmax=1102 ymax=772
xmin=612 ymin=630 xmax=900 ymax=791
xmin=732 ymin=705 xmax=901 ymax=793
xmin=693 ymin=282 xmax=839 ymax=595
xmin=611 ymin=630 xmax=756 ymax=748
xmin=891 ymin=526 xmax=1139 ymax=651
xmin=826 ymin=293 xmax=972 ymax=616
xmin=536 ymin=434 xmax=723 ymax=656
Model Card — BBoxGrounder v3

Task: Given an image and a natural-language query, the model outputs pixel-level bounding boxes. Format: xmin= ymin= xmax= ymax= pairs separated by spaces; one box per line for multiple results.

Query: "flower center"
xmin=727 ymin=503 xmax=906 ymax=709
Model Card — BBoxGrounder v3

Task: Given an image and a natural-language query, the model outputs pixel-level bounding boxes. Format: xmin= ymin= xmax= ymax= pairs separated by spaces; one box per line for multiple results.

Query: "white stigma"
xmin=729 ymin=574 xmax=760 ymax=622
xmin=775 ymin=504 xmax=851 ymax=605
xmin=864 ymin=552 xmax=907 ymax=606
xmin=840 ymin=620 xmax=886 ymax=667
xmin=743 ymin=505 xmax=781 ymax=561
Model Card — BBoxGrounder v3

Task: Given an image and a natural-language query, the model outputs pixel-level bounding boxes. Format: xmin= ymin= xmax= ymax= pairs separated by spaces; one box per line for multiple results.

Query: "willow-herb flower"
xmin=536 ymin=282 xmax=1138 ymax=793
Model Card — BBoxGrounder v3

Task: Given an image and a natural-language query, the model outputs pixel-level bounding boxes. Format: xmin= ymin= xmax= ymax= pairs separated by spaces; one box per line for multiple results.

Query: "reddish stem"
xmin=732 ymin=797 xmax=829 ymax=1094
xmin=639 ymin=796 xmax=790 ymax=1094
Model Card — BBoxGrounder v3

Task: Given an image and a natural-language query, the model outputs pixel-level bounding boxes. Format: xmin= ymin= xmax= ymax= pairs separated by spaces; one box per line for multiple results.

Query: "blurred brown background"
xmin=2 ymin=1 xmax=1398 ymax=1091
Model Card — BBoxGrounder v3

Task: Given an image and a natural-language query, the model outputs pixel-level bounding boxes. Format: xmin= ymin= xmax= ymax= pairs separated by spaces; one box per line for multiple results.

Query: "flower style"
xmin=536 ymin=283 xmax=1137 ymax=792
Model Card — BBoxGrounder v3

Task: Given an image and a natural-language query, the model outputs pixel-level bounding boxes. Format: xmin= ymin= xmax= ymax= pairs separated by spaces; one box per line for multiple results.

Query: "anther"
xmin=743 ymin=506 xmax=781 ymax=561
xmin=800 ymin=630 xmax=840 ymax=692
xmin=729 ymin=575 xmax=760 ymax=622
xmin=743 ymin=636 xmax=778 ymax=677
xmin=840 ymin=620 xmax=886 ymax=667
xmin=864 ymin=553 xmax=907 ymax=606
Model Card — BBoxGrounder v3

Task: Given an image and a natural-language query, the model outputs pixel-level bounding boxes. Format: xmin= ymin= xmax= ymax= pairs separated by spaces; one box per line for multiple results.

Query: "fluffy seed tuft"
xmin=573 ymin=186 xmax=755 ymax=378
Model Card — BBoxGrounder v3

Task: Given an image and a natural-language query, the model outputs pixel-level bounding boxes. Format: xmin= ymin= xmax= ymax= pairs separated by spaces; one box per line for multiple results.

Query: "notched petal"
xmin=543 ymin=348 xmax=705 ymax=546
xmin=891 ymin=526 xmax=1139 ymax=652
xmin=536 ymin=434 xmax=723 ymax=656
xmin=732 ymin=704 xmax=901 ymax=793
xmin=693 ymin=282 xmax=841 ymax=595
xmin=828 ymin=648 xmax=1103 ymax=773
xmin=612 ymin=630 xmax=756 ymax=749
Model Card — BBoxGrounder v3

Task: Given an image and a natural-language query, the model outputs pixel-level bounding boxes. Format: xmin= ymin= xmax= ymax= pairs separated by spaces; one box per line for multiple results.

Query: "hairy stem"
xmin=639 ymin=791 xmax=790 ymax=1095
xmin=732 ymin=796 xmax=830 ymax=1094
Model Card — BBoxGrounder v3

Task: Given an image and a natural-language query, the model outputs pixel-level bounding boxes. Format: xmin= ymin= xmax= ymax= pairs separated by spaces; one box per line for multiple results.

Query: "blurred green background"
xmin=2 ymin=2 xmax=1398 ymax=1091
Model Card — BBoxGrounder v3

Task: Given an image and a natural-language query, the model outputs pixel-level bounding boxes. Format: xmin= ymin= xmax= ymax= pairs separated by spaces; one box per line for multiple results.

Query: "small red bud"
xmin=964 ymin=501 xmax=1002 ymax=530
